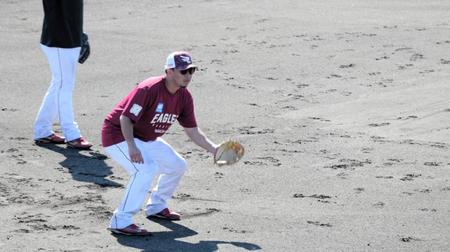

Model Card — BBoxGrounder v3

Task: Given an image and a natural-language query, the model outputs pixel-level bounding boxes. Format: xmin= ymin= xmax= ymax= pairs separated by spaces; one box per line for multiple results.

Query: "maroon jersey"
xmin=102 ymin=76 xmax=197 ymax=147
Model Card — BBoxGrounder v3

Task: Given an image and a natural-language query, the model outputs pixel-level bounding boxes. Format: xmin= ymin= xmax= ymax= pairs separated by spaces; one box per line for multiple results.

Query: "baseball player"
xmin=33 ymin=0 xmax=92 ymax=149
xmin=102 ymin=51 xmax=219 ymax=236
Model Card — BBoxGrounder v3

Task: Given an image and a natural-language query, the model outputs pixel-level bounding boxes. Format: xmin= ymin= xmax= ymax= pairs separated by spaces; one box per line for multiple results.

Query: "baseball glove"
xmin=78 ymin=33 xmax=90 ymax=64
xmin=214 ymin=140 xmax=245 ymax=166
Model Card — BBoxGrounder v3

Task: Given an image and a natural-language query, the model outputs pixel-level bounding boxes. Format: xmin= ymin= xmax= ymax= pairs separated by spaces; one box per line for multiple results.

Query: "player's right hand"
xmin=129 ymin=145 xmax=144 ymax=164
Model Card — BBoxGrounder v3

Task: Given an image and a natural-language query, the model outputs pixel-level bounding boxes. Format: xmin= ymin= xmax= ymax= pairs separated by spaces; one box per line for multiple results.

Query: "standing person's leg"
xmin=53 ymin=47 xmax=82 ymax=142
xmin=34 ymin=45 xmax=72 ymax=139
xmin=104 ymin=140 xmax=159 ymax=229
xmin=144 ymin=138 xmax=187 ymax=218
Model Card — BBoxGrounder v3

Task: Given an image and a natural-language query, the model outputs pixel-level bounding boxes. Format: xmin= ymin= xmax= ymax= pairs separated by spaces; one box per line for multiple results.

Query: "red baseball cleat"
xmin=108 ymin=224 xmax=152 ymax=236
xmin=35 ymin=133 xmax=65 ymax=144
xmin=66 ymin=137 xmax=93 ymax=150
xmin=147 ymin=208 xmax=181 ymax=221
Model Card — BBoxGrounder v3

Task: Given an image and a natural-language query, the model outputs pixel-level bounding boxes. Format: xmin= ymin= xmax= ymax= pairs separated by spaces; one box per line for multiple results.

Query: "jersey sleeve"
xmin=121 ymin=86 xmax=151 ymax=123
xmin=178 ymin=91 xmax=197 ymax=128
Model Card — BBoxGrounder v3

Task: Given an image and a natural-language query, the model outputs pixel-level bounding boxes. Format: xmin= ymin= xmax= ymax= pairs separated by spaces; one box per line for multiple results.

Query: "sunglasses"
xmin=179 ymin=68 xmax=196 ymax=75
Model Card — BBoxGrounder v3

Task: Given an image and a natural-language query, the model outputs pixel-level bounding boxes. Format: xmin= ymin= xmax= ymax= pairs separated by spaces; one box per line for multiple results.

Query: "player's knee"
xmin=172 ymin=157 xmax=187 ymax=174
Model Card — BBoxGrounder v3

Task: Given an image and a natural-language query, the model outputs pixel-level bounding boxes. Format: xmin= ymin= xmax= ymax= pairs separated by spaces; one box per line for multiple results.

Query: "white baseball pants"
xmin=33 ymin=44 xmax=81 ymax=141
xmin=104 ymin=138 xmax=187 ymax=229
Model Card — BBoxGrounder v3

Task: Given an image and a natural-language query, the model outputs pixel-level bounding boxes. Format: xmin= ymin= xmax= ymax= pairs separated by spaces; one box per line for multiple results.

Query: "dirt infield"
xmin=0 ymin=0 xmax=449 ymax=251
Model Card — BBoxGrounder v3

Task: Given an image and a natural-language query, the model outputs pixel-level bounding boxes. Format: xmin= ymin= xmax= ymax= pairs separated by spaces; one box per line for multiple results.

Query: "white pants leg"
xmin=33 ymin=44 xmax=81 ymax=141
xmin=104 ymin=138 xmax=187 ymax=229
xmin=144 ymin=138 xmax=187 ymax=216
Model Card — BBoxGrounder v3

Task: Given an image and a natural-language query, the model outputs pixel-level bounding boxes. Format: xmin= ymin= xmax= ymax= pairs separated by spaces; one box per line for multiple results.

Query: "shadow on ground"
xmin=113 ymin=219 xmax=262 ymax=252
xmin=36 ymin=143 xmax=122 ymax=188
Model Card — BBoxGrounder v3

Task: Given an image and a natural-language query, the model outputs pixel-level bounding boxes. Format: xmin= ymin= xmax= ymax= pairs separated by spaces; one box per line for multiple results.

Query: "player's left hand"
xmin=213 ymin=140 xmax=245 ymax=166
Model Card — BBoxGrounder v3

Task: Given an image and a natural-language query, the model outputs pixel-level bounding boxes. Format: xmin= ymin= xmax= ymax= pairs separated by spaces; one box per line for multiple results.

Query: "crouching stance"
xmin=102 ymin=52 xmax=218 ymax=236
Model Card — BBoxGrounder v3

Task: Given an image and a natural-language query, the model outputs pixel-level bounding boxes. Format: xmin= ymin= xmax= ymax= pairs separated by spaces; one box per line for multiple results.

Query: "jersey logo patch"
xmin=156 ymin=102 xmax=164 ymax=113
xmin=130 ymin=104 xmax=142 ymax=116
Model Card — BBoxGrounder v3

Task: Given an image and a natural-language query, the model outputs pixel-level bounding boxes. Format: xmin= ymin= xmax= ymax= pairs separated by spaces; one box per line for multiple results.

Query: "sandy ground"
xmin=1 ymin=0 xmax=449 ymax=251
